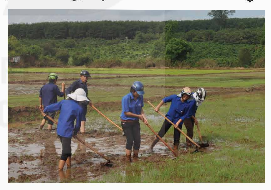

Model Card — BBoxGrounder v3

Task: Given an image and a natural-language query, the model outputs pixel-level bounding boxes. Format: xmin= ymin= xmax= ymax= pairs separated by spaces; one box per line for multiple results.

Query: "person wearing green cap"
xmin=39 ymin=73 xmax=65 ymax=130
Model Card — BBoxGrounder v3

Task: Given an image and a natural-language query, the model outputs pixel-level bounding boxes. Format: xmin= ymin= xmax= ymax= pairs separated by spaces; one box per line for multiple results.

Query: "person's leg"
xmin=47 ymin=112 xmax=55 ymax=130
xmin=173 ymin=124 xmax=182 ymax=153
xmin=39 ymin=119 xmax=46 ymax=130
xmin=121 ymin=122 xmax=134 ymax=162
xmin=149 ymin=120 xmax=172 ymax=151
xmin=132 ymin=122 xmax=141 ymax=160
xmin=80 ymin=105 xmax=87 ymax=133
xmin=184 ymin=118 xmax=194 ymax=147
xmin=59 ymin=136 xmax=72 ymax=170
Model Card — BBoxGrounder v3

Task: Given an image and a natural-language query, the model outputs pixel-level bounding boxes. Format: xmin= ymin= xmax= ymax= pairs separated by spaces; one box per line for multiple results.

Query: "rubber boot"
xmin=133 ymin=150 xmax=139 ymax=161
xmin=149 ymin=138 xmax=159 ymax=153
xmin=58 ymin=160 xmax=66 ymax=171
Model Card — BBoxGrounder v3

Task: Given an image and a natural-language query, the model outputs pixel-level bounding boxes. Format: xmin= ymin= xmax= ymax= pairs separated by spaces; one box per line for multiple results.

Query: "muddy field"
xmin=8 ymin=124 xmax=214 ymax=182
xmin=8 ymin=70 xmax=265 ymax=183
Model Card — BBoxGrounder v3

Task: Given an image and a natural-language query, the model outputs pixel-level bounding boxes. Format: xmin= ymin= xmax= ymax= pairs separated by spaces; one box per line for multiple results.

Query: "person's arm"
xmin=191 ymin=115 xmax=198 ymax=125
xmin=39 ymin=97 xmax=43 ymax=111
xmin=39 ymin=88 xmax=43 ymax=110
xmin=56 ymin=83 xmax=65 ymax=97
xmin=141 ymin=108 xmax=148 ymax=124
xmin=155 ymin=100 xmax=164 ymax=112
xmin=43 ymin=101 xmax=62 ymax=113
xmin=74 ymin=108 xmax=82 ymax=136
xmin=65 ymin=81 xmax=77 ymax=95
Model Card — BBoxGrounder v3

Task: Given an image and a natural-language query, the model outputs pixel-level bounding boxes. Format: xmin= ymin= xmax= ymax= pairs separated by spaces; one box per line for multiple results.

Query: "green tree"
xmin=8 ymin=35 xmax=22 ymax=58
xmin=238 ymin=48 xmax=252 ymax=67
xmin=208 ymin=10 xmax=235 ymax=29
xmin=165 ymin=38 xmax=193 ymax=65
xmin=56 ymin=49 xmax=70 ymax=64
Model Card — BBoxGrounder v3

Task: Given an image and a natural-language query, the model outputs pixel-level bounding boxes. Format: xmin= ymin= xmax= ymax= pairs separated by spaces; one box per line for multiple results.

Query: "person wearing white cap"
xmin=43 ymin=88 xmax=89 ymax=171
xmin=149 ymin=87 xmax=193 ymax=154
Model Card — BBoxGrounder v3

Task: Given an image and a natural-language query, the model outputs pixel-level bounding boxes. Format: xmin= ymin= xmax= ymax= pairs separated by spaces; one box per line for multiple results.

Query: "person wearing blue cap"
xmin=120 ymin=81 xmax=148 ymax=162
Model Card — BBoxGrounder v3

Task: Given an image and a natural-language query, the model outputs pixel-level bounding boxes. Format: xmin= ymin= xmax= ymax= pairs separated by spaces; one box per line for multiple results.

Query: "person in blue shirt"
xmin=149 ymin=87 xmax=192 ymax=153
xmin=43 ymin=88 xmax=89 ymax=171
xmin=66 ymin=70 xmax=90 ymax=134
xmin=39 ymin=73 xmax=65 ymax=130
xmin=182 ymin=88 xmax=206 ymax=147
xmin=120 ymin=81 xmax=148 ymax=162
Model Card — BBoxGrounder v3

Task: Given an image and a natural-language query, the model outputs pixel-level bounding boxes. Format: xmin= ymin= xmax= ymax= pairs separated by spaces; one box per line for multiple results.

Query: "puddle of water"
xmin=9 ymin=143 xmax=45 ymax=157
xmin=8 ymin=159 xmax=42 ymax=179
xmin=234 ymin=117 xmax=256 ymax=123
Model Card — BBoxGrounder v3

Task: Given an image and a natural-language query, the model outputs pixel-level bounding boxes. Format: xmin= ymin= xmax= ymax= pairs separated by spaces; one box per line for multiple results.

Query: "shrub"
xmin=195 ymin=59 xmax=218 ymax=68
xmin=254 ymin=57 xmax=265 ymax=68
xmin=238 ymin=48 xmax=252 ymax=67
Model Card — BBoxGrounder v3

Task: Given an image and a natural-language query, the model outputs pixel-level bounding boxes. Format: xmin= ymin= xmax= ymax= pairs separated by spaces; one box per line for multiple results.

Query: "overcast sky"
xmin=8 ymin=10 xmax=265 ymax=24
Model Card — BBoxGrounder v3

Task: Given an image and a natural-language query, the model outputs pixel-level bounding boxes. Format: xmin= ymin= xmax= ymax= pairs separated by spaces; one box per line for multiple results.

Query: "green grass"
xmin=8 ymin=67 xmax=259 ymax=75
xmin=89 ymin=92 xmax=265 ymax=183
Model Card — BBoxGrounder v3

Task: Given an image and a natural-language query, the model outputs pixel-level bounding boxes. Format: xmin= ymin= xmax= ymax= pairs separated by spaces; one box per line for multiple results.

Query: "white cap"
xmin=67 ymin=88 xmax=89 ymax=102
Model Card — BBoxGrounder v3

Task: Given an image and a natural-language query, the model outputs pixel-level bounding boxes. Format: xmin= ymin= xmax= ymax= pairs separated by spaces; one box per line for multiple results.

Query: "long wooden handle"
xmin=144 ymin=122 xmax=177 ymax=157
xmin=40 ymin=109 xmax=58 ymax=124
xmin=91 ymin=105 xmax=123 ymax=131
xmin=196 ymin=123 xmax=203 ymax=143
xmin=147 ymin=101 xmax=200 ymax=148
xmin=74 ymin=135 xmax=110 ymax=162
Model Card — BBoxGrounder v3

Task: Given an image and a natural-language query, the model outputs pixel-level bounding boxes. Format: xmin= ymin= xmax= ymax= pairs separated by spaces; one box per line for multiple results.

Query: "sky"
xmin=8 ymin=10 xmax=265 ymax=24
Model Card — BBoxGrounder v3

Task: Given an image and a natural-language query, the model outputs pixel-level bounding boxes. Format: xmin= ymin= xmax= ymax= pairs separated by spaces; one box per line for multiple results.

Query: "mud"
xmin=8 ymin=123 xmax=213 ymax=183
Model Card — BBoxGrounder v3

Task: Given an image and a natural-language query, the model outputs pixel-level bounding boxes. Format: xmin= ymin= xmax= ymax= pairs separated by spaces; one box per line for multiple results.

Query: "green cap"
xmin=48 ymin=73 xmax=58 ymax=80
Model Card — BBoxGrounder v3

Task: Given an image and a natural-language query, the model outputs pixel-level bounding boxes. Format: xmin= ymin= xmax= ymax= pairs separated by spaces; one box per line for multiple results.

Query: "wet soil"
xmin=8 ymin=125 xmax=213 ymax=183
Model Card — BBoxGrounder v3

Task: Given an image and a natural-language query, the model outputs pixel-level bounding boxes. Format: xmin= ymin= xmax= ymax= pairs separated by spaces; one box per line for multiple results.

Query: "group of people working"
xmin=39 ymin=70 xmax=206 ymax=170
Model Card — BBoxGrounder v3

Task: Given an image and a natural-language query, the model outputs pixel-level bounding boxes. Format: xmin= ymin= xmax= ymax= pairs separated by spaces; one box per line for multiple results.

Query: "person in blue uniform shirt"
xmin=43 ymin=88 xmax=89 ymax=171
xmin=149 ymin=87 xmax=192 ymax=153
xmin=182 ymin=88 xmax=207 ymax=147
xmin=66 ymin=70 xmax=91 ymax=134
xmin=120 ymin=81 xmax=148 ymax=162
xmin=39 ymin=73 xmax=65 ymax=130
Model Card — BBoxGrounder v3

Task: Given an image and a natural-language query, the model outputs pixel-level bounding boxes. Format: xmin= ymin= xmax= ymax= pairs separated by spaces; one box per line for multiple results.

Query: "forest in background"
xmin=8 ymin=18 xmax=265 ymax=68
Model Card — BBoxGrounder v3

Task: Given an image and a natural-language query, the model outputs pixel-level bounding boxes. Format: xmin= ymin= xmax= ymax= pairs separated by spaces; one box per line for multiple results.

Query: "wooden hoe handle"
xmin=147 ymin=101 xmax=200 ymax=148
xmin=144 ymin=122 xmax=177 ymax=157
xmin=91 ymin=105 xmax=123 ymax=131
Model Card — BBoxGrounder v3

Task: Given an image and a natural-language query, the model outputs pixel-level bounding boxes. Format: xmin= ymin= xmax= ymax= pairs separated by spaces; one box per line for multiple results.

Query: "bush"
xmin=238 ymin=48 xmax=252 ymax=67
xmin=72 ymin=53 xmax=93 ymax=66
xmin=254 ymin=57 xmax=265 ymax=68
xmin=195 ymin=59 xmax=218 ymax=68
xmin=55 ymin=49 xmax=69 ymax=64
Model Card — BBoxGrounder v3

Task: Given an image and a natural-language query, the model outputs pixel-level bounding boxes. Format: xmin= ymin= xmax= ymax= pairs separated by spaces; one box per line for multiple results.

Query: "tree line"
xmin=9 ymin=18 xmax=264 ymax=40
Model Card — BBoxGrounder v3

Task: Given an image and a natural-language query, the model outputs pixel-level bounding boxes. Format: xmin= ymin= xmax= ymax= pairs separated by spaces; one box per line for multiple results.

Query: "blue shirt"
xmin=163 ymin=94 xmax=191 ymax=125
xmin=66 ymin=79 xmax=88 ymax=97
xmin=39 ymin=82 xmax=64 ymax=107
xmin=43 ymin=100 xmax=82 ymax=138
xmin=120 ymin=92 xmax=144 ymax=121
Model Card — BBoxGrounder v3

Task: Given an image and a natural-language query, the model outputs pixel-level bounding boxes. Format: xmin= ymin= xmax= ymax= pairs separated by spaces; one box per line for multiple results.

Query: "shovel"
xmin=39 ymin=109 xmax=113 ymax=167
